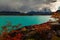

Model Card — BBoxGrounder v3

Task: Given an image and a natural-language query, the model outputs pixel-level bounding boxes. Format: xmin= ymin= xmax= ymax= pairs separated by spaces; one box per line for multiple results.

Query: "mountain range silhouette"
xmin=0 ymin=10 xmax=60 ymax=15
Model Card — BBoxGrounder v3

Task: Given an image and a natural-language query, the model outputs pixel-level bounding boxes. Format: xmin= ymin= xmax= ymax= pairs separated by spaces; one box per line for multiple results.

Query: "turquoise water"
xmin=0 ymin=16 xmax=51 ymax=30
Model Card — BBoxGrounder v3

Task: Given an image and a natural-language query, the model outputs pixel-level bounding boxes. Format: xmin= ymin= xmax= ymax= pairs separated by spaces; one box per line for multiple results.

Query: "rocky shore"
xmin=0 ymin=21 xmax=60 ymax=40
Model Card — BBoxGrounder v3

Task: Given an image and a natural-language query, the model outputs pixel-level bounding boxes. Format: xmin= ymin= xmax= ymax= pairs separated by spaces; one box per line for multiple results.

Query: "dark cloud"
xmin=0 ymin=0 xmax=59 ymax=12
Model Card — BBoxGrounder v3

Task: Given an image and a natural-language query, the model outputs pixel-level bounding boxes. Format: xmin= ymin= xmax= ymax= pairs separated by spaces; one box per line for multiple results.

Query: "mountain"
xmin=0 ymin=10 xmax=60 ymax=15
xmin=0 ymin=11 xmax=51 ymax=15
xmin=27 ymin=10 xmax=60 ymax=15
xmin=26 ymin=11 xmax=51 ymax=15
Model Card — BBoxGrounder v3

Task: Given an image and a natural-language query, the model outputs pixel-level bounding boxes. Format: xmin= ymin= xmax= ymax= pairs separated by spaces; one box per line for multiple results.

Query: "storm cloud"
xmin=0 ymin=0 xmax=59 ymax=13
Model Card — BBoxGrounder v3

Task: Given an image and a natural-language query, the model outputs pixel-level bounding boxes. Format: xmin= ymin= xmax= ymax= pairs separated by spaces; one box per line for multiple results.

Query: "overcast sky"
xmin=0 ymin=0 xmax=60 ymax=13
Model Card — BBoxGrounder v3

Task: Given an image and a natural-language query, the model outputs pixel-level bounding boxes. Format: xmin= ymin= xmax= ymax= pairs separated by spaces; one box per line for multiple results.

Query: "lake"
xmin=0 ymin=15 xmax=51 ymax=30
